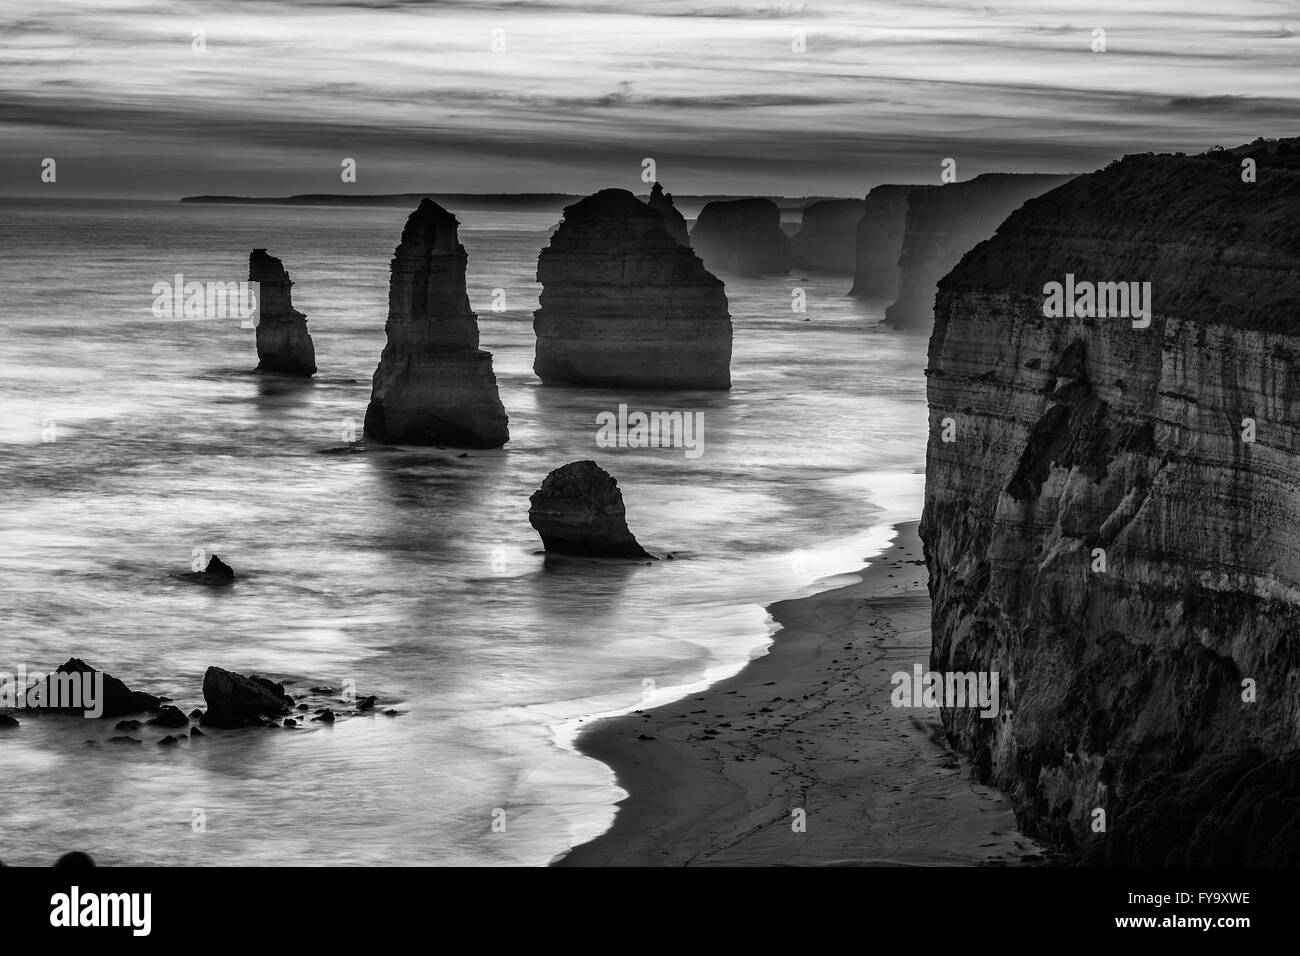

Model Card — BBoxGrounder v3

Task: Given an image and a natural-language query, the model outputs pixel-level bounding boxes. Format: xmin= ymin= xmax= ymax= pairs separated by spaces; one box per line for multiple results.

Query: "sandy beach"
xmin=556 ymin=520 xmax=1044 ymax=867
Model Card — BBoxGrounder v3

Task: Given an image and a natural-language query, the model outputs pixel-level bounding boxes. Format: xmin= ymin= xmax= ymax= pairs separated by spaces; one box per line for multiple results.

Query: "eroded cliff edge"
xmin=922 ymin=140 xmax=1300 ymax=864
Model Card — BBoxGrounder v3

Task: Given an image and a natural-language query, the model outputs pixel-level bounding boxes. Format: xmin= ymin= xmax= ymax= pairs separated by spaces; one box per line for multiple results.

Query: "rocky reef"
xmin=886 ymin=174 xmax=1075 ymax=331
xmin=922 ymin=139 xmax=1300 ymax=864
xmin=848 ymin=184 xmax=914 ymax=299
xmin=528 ymin=460 xmax=653 ymax=559
xmin=364 ymin=199 xmax=509 ymax=448
xmin=690 ymin=197 xmax=791 ymax=274
xmin=533 ymin=188 xmax=731 ymax=389
xmin=249 ymin=249 xmax=316 ymax=375
xmin=647 ymin=182 xmax=690 ymax=247
xmin=792 ymin=199 xmax=865 ymax=274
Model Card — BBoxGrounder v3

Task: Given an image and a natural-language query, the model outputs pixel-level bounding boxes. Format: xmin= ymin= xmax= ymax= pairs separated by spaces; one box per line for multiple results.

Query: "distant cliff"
xmin=792 ymin=199 xmax=864 ymax=274
xmin=690 ymin=198 xmax=791 ymax=274
xmin=848 ymin=184 xmax=913 ymax=299
xmin=922 ymin=139 xmax=1300 ymax=864
xmin=886 ymin=174 xmax=1075 ymax=330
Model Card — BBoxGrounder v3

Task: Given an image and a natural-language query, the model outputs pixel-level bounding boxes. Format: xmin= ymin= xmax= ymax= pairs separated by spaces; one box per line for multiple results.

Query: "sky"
xmin=2 ymin=0 xmax=1298 ymax=198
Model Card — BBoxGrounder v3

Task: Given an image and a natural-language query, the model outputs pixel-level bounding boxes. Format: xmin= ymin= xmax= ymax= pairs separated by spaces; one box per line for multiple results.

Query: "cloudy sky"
xmin=2 ymin=0 xmax=1297 ymax=198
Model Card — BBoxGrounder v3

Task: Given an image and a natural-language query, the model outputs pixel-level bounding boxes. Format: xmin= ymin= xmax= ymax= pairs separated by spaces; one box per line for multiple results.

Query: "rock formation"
xmin=249 ymin=249 xmax=316 ymax=375
xmin=175 ymin=554 xmax=234 ymax=586
xmin=885 ymin=173 xmax=1075 ymax=330
xmin=690 ymin=197 xmax=791 ymax=274
xmin=791 ymin=199 xmax=865 ymax=274
xmin=647 ymin=182 xmax=690 ymax=247
xmin=848 ymin=184 xmax=914 ymax=299
xmin=922 ymin=138 xmax=1300 ymax=864
xmin=533 ymin=188 xmax=731 ymax=389
xmin=202 ymin=666 xmax=293 ymax=727
xmin=30 ymin=658 xmax=161 ymax=718
xmin=528 ymin=460 xmax=653 ymax=559
xmin=364 ymin=198 xmax=509 ymax=448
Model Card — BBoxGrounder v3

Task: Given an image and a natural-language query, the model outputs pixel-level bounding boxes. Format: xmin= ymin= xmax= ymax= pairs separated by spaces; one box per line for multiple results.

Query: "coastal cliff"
xmin=364 ymin=198 xmax=509 ymax=447
xmin=534 ymin=188 xmax=732 ymax=389
xmin=249 ymin=249 xmax=316 ymax=375
xmin=690 ymin=197 xmax=791 ymax=274
xmin=848 ymin=184 xmax=913 ymax=299
xmin=922 ymin=139 xmax=1300 ymax=864
xmin=886 ymin=174 xmax=1074 ymax=330
xmin=792 ymin=199 xmax=865 ymax=273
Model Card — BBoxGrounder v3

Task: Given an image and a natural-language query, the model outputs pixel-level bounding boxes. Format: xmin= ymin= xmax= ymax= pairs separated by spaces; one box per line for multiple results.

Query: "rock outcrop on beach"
xmin=690 ymin=197 xmax=791 ymax=274
xmin=885 ymin=174 xmax=1075 ymax=331
xmin=647 ymin=182 xmax=690 ymax=247
xmin=201 ymin=666 xmax=293 ymax=727
xmin=848 ymin=184 xmax=914 ymax=299
xmin=792 ymin=199 xmax=865 ymax=274
xmin=533 ymin=188 xmax=732 ymax=389
xmin=921 ymin=139 xmax=1300 ymax=864
xmin=528 ymin=460 xmax=653 ymax=559
xmin=364 ymin=198 xmax=509 ymax=448
xmin=249 ymin=249 xmax=316 ymax=375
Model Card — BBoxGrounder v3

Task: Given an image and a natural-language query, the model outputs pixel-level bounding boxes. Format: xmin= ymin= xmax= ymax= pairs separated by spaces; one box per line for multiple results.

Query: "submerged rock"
xmin=528 ymin=460 xmax=653 ymax=559
xmin=147 ymin=705 xmax=189 ymax=728
xmin=534 ymin=188 xmax=731 ymax=389
xmin=249 ymin=249 xmax=316 ymax=376
xmin=690 ymin=197 xmax=791 ymax=274
xmin=848 ymin=184 xmax=915 ymax=299
xmin=201 ymin=666 xmax=292 ymax=728
xmin=364 ymin=198 xmax=509 ymax=448
xmin=791 ymin=199 xmax=865 ymax=274
xmin=175 ymin=554 xmax=235 ymax=586
xmin=647 ymin=182 xmax=690 ymax=247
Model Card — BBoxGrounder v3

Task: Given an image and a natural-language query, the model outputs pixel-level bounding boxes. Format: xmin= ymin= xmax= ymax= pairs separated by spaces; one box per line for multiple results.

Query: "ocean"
xmin=0 ymin=197 xmax=927 ymax=866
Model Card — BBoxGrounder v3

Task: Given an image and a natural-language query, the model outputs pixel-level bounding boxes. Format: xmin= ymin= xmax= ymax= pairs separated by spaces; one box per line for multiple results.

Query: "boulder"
xmin=528 ymin=460 xmax=653 ymax=559
xmin=201 ymin=666 xmax=292 ymax=727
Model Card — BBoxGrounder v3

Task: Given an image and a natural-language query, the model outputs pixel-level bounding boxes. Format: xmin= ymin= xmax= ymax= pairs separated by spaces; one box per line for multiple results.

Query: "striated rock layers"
xmin=250 ymin=249 xmax=316 ymax=375
xmin=528 ymin=460 xmax=653 ymax=559
xmin=648 ymin=182 xmax=690 ymax=247
xmin=848 ymin=184 xmax=914 ymax=299
xmin=885 ymin=174 xmax=1075 ymax=331
xmin=922 ymin=139 xmax=1300 ymax=864
xmin=534 ymin=188 xmax=731 ymax=389
xmin=365 ymin=198 xmax=509 ymax=448
xmin=792 ymin=199 xmax=865 ymax=274
xmin=690 ymin=197 xmax=791 ymax=274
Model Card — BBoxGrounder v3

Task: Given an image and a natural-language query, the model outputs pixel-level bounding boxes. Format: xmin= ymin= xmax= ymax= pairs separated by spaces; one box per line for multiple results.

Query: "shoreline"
xmin=555 ymin=520 xmax=1045 ymax=867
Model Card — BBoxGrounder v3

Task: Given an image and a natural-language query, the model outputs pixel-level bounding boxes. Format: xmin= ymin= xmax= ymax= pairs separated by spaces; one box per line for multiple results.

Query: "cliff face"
xmin=690 ymin=197 xmax=791 ymax=274
xmin=791 ymin=199 xmax=865 ymax=274
xmin=922 ymin=140 xmax=1300 ymax=864
xmin=249 ymin=249 xmax=316 ymax=375
xmin=648 ymin=182 xmax=691 ymax=247
xmin=534 ymin=188 xmax=732 ymax=389
xmin=848 ymin=185 xmax=913 ymax=299
xmin=364 ymin=198 xmax=509 ymax=448
xmin=886 ymin=174 xmax=1075 ymax=331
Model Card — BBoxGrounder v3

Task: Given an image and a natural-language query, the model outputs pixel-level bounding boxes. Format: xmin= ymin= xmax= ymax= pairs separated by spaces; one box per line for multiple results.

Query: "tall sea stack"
xmin=533 ymin=188 xmax=731 ymax=389
xmin=690 ymin=198 xmax=791 ymax=274
xmin=249 ymin=249 xmax=316 ymax=375
xmin=648 ymin=182 xmax=690 ymax=247
xmin=923 ymin=139 xmax=1300 ymax=864
xmin=364 ymin=198 xmax=509 ymax=448
xmin=791 ymin=199 xmax=865 ymax=273
xmin=847 ymin=185 xmax=914 ymax=299
xmin=884 ymin=173 xmax=1075 ymax=330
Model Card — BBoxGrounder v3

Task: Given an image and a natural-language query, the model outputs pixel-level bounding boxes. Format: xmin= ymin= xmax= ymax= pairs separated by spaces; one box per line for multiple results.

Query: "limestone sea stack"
xmin=884 ymin=173 xmax=1075 ymax=330
xmin=922 ymin=138 xmax=1300 ymax=864
xmin=528 ymin=460 xmax=653 ymax=559
xmin=791 ymin=199 xmax=865 ymax=274
xmin=690 ymin=197 xmax=791 ymax=274
xmin=249 ymin=249 xmax=316 ymax=375
xmin=647 ymin=182 xmax=690 ymax=247
xmin=534 ymin=188 xmax=731 ymax=389
xmin=848 ymin=184 xmax=914 ymax=299
xmin=365 ymin=199 xmax=509 ymax=448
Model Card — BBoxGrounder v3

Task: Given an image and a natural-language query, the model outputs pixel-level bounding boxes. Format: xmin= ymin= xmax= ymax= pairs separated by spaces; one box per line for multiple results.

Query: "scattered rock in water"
xmin=201 ymin=666 xmax=292 ymax=728
xmin=312 ymin=709 xmax=336 ymax=723
xmin=157 ymin=734 xmax=182 ymax=746
xmin=114 ymin=719 xmax=142 ymax=731
xmin=147 ymin=705 xmax=189 ymax=728
xmin=0 ymin=714 xmax=18 ymax=730
xmin=528 ymin=460 xmax=654 ymax=559
xmin=296 ymin=703 xmax=309 ymax=711
xmin=175 ymin=555 xmax=236 ymax=586
xmin=309 ymin=686 xmax=336 ymax=694
xmin=30 ymin=658 xmax=161 ymax=719
xmin=108 ymin=736 xmax=141 ymax=745
xmin=356 ymin=695 xmax=376 ymax=712
xmin=284 ymin=718 xmax=297 ymax=728
xmin=188 ymin=708 xmax=203 ymax=720
xmin=189 ymin=726 xmax=206 ymax=738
